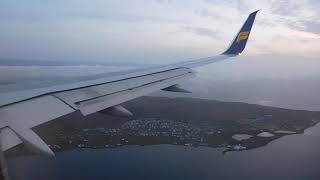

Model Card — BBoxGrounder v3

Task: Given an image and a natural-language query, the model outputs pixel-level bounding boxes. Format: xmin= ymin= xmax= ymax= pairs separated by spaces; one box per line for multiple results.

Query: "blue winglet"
xmin=222 ymin=10 xmax=259 ymax=56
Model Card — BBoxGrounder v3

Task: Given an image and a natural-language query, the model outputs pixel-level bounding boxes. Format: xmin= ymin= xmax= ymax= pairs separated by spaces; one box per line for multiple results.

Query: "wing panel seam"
xmin=51 ymin=95 xmax=77 ymax=110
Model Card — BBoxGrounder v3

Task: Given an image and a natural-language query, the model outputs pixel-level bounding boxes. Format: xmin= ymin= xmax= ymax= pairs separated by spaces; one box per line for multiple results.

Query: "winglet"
xmin=222 ymin=10 xmax=259 ymax=56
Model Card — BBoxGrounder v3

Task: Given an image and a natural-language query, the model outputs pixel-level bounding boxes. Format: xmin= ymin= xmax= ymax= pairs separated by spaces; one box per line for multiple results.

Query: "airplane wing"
xmin=0 ymin=11 xmax=259 ymax=156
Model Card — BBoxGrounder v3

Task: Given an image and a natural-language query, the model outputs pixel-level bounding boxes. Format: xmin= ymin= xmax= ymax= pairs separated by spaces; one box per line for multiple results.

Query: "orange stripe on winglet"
xmin=236 ymin=31 xmax=250 ymax=43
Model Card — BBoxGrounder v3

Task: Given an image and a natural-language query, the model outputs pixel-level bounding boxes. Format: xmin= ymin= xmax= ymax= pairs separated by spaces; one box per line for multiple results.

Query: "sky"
xmin=0 ymin=0 xmax=320 ymax=110
xmin=0 ymin=0 xmax=319 ymax=63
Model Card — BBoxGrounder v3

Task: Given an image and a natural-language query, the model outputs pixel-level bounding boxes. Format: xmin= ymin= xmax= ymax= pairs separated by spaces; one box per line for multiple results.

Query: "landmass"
xmin=7 ymin=96 xmax=320 ymax=156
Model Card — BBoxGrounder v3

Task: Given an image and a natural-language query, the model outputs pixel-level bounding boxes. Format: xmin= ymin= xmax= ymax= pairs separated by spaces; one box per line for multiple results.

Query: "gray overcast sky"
xmin=0 ymin=0 xmax=319 ymax=63
xmin=0 ymin=0 xmax=320 ymax=110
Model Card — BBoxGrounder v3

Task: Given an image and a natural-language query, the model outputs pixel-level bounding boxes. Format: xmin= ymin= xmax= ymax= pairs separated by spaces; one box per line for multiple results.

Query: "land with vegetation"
xmin=7 ymin=96 xmax=320 ymax=156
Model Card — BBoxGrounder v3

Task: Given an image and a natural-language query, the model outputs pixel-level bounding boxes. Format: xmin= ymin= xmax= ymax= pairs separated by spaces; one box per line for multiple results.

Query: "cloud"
xmin=69 ymin=12 xmax=184 ymax=23
xmin=204 ymin=0 xmax=250 ymax=13
xmin=183 ymin=26 xmax=222 ymax=39
xmin=194 ymin=8 xmax=227 ymax=20
xmin=303 ymin=21 xmax=320 ymax=34
xmin=0 ymin=65 xmax=136 ymax=84
xmin=154 ymin=0 xmax=173 ymax=4
xmin=271 ymin=1 xmax=302 ymax=16
xmin=269 ymin=0 xmax=320 ymax=33
xmin=283 ymin=20 xmax=320 ymax=35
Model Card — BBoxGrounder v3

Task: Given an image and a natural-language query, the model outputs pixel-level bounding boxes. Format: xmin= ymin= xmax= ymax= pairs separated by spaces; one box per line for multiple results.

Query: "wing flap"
xmin=10 ymin=124 xmax=54 ymax=156
xmin=0 ymin=127 xmax=22 ymax=151
xmin=0 ymin=126 xmax=54 ymax=156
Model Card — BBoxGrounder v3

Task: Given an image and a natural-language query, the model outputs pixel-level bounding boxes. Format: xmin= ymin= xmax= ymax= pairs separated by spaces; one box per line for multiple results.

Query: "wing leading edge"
xmin=0 ymin=11 xmax=259 ymax=155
